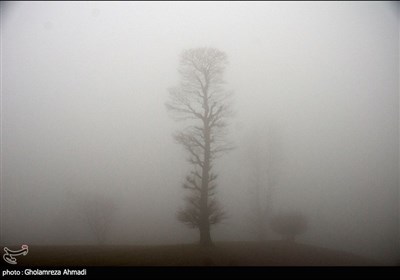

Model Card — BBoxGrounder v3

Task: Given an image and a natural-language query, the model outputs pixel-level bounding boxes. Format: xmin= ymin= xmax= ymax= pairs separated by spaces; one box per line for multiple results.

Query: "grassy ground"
xmin=15 ymin=241 xmax=382 ymax=266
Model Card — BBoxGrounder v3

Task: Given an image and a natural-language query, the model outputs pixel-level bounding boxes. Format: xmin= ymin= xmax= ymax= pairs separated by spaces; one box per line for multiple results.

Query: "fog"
xmin=1 ymin=1 xmax=399 ymax=264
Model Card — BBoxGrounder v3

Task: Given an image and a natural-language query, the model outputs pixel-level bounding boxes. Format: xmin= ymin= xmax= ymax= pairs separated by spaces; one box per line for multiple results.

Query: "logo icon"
xmin=3 ymin=245 xmax=29 ymax=265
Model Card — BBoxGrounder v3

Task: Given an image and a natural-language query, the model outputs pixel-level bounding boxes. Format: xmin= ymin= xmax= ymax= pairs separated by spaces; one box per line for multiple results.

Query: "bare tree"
xmin=166 ymin=47 xmax=233 ymax=246
xmin=76 ymin=192 xmax=117 ymax=245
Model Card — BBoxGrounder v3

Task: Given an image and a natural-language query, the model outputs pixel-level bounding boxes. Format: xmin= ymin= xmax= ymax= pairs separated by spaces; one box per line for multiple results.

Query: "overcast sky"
xmin=1 ymin=1 xmax=399 ymax=264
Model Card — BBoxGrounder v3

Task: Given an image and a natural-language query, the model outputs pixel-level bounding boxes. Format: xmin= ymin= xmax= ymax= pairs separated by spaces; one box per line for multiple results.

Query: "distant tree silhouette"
xmin=247 ymin=123 xmax=282 ymax=242
xmin=270 ymin=211 xmax=308 ymax=242
xmin=166 ymin=47 xmax=233 ymax=246
xmin=77 ymin=192 xmax=117 ymax=245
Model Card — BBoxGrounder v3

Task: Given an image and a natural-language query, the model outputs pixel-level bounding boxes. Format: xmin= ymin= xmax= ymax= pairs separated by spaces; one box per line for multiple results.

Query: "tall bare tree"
xmin=166 ymin=47 xmax=233 ymax=246
xmin=247 ymin=123 xmax=282 ymax=242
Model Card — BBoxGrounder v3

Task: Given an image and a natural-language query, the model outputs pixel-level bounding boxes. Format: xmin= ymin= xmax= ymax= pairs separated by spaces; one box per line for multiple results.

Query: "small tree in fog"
xmin=270 ymin=211 xmax=307 ymax=242
xmin=166 ymin=47 xmax=233 ymax=247
xmin=78 ymin=193 xmax=117 ymax=245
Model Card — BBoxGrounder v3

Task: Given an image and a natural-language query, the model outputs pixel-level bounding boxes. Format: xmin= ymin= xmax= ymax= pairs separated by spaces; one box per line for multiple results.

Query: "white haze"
xmin=1 ymin=1 xmax=399 ymax=264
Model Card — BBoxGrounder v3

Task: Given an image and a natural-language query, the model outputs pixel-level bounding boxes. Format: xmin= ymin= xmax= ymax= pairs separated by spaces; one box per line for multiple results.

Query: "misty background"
xmin=1 ymin=1 xmax=399 ymax=264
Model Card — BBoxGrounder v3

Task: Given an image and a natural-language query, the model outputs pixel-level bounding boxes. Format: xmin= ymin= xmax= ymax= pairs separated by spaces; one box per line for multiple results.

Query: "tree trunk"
xmin=199 ymin=116 xmax=213 ymax=247
xmin=199 ymin=222 xmax=213 ymax=247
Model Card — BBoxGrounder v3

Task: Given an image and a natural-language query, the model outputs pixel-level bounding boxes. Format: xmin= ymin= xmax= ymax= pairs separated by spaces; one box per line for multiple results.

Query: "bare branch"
xmin=209 ymin=173 xmax=218 ymax=182
xmin=208 ymin=198 xmax=227 ymax=225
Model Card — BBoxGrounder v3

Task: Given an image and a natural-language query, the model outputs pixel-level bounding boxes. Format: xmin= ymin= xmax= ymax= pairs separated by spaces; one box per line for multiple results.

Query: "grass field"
xmin=12 ymin=241 xmax=385 ymax=266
